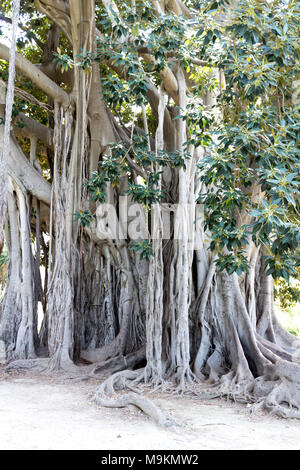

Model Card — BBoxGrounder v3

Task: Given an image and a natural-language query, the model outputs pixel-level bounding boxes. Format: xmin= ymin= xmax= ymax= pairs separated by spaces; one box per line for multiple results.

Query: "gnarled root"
xmin=4 ymin=358 xmax=49 ymax=373
xmin=91 ymin=369 xmax=181 ymax=428
xmin=4 ymin=356 xmax=83 ymax=374
xmin=89 ymin=347 xmax=146 ymax=377
xmin=249 ymin=361 xmax=300 ymax=418
xmin=213 ymin=359 xmax=300 ymax=418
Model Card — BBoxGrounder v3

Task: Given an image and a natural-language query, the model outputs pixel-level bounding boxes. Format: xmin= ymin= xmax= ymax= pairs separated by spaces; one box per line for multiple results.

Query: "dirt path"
xmin=0 ymin=372 xmax=300 ymax=450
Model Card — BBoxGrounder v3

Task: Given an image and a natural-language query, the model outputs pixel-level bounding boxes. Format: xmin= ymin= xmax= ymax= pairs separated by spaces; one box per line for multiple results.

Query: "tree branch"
xmin=0 ymin=43 xmax=70 ymax=107
xmin=124 ymin=151 xmax=148 ymax=180
xmin=101 ymin=0 xmax=120 ymax=23
xmin=13 ymin=112 xmax=53 ymax=149
xmin=7 ymin=134 xmax=51 ymax=205
xmin=0 ymin=14 xmax=44 ymax=50
xmin=34 ymin=0 xmax=72 ymax=43
xmin=13 ymin=85 xmax=53 ymax=113
xmin=169 ymin=0 xmax=194 ymax=18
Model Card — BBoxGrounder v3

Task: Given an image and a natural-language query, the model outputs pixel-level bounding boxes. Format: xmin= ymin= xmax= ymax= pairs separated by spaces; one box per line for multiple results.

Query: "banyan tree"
xmin=0 ymin=0 xmax=300 ymax=424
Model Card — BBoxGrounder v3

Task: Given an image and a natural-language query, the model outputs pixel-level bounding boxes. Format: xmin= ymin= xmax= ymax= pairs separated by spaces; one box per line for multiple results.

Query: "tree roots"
xmin=4 ymin=358 xmax=49 ymax=373
xmin=91 ymin=369 xmax=181 ymax=428
xmin=88 ymin=347 xmax=146 ymax=377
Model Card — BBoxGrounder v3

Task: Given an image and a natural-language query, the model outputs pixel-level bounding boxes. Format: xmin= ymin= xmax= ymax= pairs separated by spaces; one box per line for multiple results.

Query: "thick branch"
xmin=34 ymin=0 xmax=72 ymax=43
xmin=0 ymin=91 xmax=51 ymax=205
xmin=13 ymin=112 xmax=53 ymax=149
xmin=0 ymin=43 xmax=70 ymax=107
xmin=8 ymin=134 xmax=51 ymax=205
xmin=39 ymin=62 xmax=74 ymax=88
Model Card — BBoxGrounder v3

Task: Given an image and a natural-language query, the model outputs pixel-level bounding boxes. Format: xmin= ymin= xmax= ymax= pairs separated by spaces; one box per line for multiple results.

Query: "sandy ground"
xmin=0 ymin=370 xmax=300 ymax=450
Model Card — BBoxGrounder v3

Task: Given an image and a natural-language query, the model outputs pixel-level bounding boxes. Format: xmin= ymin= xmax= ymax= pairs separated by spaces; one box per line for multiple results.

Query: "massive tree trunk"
xmin=0 ymin=0 xmax=300 ymax=421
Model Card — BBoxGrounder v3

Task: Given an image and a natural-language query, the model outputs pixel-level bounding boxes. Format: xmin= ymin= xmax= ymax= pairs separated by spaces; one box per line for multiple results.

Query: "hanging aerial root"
xmin=91 ymin=369 xmax=181 ymax=428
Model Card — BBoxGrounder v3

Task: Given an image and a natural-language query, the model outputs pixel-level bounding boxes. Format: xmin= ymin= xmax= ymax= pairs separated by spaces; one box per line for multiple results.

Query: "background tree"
xmin=0 ymin=0 xmax=299 ymax=422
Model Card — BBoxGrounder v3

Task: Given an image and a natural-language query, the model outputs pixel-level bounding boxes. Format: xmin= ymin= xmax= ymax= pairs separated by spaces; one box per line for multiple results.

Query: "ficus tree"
xmin=0 ymin=0 xmax=299 ymax=424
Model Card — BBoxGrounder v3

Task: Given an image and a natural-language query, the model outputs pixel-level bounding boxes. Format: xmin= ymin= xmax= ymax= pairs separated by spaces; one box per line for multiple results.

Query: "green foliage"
xmin=274 ymin=266 xmax=300 ymax=334
xmin=53 ymin=49 xmax=74 ymax=73
xmin=130 ymin=240 xmax=153 ymax=260
xmin=74 ymin=210 xmax=94 ymax=228
xmin=215 ymin=251 xmax=249 ymax=276
xmin=101 ymin=73 xmax=131 ymax=108
xmin=84 ymin=133 xmax=191 ymax=208
xmin=176 ymin=102 xmax=214 ymax=147
xmin=275 ymin=275 xmax=300 ymax=311
xmin=84 ymin=170 xmax=108 ymax=203
xmin=193 ymin=0 xmax=300 ymax=278
xmin=1 ymin=0 xmax=299 ymax=283
xmin=0 ymin=245 xmax=9 ymax=268
xmin=0 ymin=244 xmax=9 ymax=290
xmin=126 ymin=181 xmax=163 ymax=206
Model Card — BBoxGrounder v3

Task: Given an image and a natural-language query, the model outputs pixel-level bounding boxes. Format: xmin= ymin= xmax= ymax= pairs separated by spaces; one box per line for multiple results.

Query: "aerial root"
xmin=174 ymin=367 xmax=198 ymax=393
xmin=91 ymin=369 xmax=182 ymax=428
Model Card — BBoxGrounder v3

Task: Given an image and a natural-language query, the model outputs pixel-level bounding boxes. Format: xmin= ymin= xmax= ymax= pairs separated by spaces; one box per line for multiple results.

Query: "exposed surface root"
xmin=248 ymin=361 xmax=300 ymax=418
xmin=5 ymin=354 xmax=300 ymax=423
xmin=4 ymin=356 xmax=84 ymax=374
xmin=91 ymin=369 xmax=181 ymax=428
xmin=193 ymin=359 xmax=300 ymax=419
xmin=4 ymin=358 xmax=49 ymax=373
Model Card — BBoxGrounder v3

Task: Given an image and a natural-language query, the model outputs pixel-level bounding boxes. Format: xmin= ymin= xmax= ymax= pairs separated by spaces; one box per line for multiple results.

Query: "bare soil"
xmin=0 ymin=368 xmax=300 ymax=450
